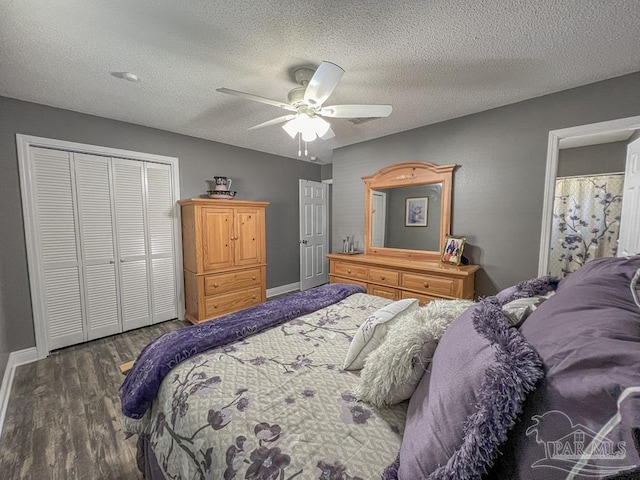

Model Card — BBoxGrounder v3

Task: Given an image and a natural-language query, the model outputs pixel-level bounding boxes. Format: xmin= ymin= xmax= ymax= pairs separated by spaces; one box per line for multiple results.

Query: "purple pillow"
xmin=489 ymin=256 xmax=640 ymax=479
xmin=391 ymin=294 xmax=545 ymax=479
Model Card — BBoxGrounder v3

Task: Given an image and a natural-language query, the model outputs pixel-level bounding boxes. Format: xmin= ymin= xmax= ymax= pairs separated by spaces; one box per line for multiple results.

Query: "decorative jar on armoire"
xmin=178 ymin=198 xmax=269 ymax=324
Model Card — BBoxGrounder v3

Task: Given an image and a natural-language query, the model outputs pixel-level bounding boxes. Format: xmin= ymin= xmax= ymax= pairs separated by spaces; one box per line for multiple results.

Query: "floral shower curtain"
xmin=548 ymin=174 xmax=624 ymax=278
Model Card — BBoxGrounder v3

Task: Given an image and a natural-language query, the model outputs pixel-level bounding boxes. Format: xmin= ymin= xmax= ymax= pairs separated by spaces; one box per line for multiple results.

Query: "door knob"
xmin=300 ymin=240 xmax=308 ymax=244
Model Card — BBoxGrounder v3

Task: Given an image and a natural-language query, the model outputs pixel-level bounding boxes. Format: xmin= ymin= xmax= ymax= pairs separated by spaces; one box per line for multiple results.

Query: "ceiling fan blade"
xmin=247 ymin=114 xmax=296 ymax=131
xmin=217 ymin=87 xmax=296 ymax=112
xmin=304 ymin=61 xmax=344 ymax=107
xmin=320 ymin=127 xmax=335 ymax=140
xmin=319 ymin=104 xmax=392 ymax=118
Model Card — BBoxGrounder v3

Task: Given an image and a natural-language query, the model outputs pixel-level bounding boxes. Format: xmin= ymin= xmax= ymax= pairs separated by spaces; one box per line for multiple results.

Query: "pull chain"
xmin=298 ymin=134 xmax=302 ymax=157
xmin=304 ymin=141 xmax=308 ymax=156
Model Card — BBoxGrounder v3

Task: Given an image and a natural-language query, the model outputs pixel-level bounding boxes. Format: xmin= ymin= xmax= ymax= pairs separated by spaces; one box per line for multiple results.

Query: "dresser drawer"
xmin=401 ymin=290 xmax=439 ymax=306
xmin=402 ymin=273 xmax=455 ymax=297
xmin=332 ymin=261 xmax=368 ymax=280
xmin=369 ymin=284 xmax=399 ymax=300
xmin=204 ymin=268 xmax=261 ymax=296
xmin=205 ymin=286 xmax=262 ymax=318
xmin=368 ymin=267 xmax=399 ymax=286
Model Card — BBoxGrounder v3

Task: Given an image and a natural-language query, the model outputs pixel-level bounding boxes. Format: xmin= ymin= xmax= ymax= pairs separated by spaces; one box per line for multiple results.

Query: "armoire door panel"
xmin=120 ymin=259 xmax=151 ymax=331
xmin=234 ymin=208 xmax=262 ymax=266
xmin=202 ymin=208 xmax=234 ymax=271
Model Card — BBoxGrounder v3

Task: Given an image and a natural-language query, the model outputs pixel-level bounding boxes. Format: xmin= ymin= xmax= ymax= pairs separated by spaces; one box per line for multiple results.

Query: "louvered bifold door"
xmin=74 ymin=153 xmax=121 ymax=340
xmin=145 ymin=162 xmax=178 ymax=323
xmin=112 ymin=158 xmax=151 ymax=331
xmin=31 ymin=147 xmax=85 ymax=350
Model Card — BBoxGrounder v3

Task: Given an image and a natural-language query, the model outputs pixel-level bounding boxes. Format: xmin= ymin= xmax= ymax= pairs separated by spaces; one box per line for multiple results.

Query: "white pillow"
xmin=342 ymin=298 xmax=419 ymax=371
xmin=355 ymin=299 xmax=474 ymax=407
xmin=502 ymin=291 xmax=555 ymax=327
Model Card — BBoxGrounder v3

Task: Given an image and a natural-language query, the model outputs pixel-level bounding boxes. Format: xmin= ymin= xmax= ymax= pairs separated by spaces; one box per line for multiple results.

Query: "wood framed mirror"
xmin=363 ymin=161 xmax=456 ymax=261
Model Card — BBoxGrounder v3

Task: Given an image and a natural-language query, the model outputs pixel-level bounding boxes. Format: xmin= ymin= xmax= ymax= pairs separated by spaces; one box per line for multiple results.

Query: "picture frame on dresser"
xmin=441 ymin=235 xmax=466 ymax=266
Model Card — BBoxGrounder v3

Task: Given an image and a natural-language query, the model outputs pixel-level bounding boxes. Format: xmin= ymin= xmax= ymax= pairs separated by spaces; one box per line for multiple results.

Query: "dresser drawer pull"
xmin=213 ymin=283 xmax=219 ymax=288
xmin=423 ymin=282 xmax=430 ymax=288
xmin=252 ymin=276 xmax=256 ymax=280
xmin=213 ymin=304 xmax=218 ymax=309
xmin=347 ymin=269 xmax=352 ymax=274
xmin=381 ymin=276 xmax=386 ymax=280
xmin=252 ymin=295 xmax=257 ymax=300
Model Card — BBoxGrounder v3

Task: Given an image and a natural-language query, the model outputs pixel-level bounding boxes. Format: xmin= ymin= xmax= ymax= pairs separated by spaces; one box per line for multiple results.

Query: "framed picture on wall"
xmin=405 ymin=197 xmax=428 ymax=226
xmin=441 ymin=235 xmax=466 ymax=265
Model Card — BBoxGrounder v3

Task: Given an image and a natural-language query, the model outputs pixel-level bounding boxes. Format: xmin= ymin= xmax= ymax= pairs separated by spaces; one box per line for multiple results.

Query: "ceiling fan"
xmin=216 ymin=61 xmax=392 ymax=152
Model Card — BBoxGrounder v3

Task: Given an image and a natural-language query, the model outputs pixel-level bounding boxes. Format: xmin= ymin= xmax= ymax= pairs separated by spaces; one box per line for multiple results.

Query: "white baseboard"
xmin=266 ymin=282 xmax=300 ymax=298
xmin=0 ymin=347 xmax=38 ymax=440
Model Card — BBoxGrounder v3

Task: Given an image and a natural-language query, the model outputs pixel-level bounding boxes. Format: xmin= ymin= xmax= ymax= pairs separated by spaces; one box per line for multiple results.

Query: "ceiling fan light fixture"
xmin=281 ymin=113 xmax=330 ymax=142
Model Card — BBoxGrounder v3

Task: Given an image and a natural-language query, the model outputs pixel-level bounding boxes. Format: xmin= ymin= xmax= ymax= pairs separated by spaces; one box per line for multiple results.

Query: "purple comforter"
xmin=120 ymin=283 xmax=365 ymax=419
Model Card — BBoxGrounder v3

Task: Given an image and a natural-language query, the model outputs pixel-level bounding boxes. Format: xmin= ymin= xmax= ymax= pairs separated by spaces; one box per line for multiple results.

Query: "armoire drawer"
xmin=402 ymin=272 xmax=456 ymax=297
xmin=204 ymin=268 xmax=261 ymax=296
xmin=205 ymin=286 xmax=262 ymax=318
xmin=368 ymin=267 xmax=399 ymax=286
xmin=332 ymin=261 xmax=368 ymax=280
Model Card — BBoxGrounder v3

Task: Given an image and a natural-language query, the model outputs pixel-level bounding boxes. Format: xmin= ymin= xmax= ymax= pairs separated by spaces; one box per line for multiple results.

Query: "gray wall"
xmin=332 ymin=71 xmax=640 ymax=297
xmin=558 ymin=141 xmax=627 ymax=177
xmin=321 ymin=163 xmax=333 ymax=180
xmin=0 ymin=96 xmax=320 ymax=360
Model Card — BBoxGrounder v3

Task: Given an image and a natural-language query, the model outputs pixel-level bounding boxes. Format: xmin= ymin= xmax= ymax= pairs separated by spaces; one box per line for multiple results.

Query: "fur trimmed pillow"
xmin=355 ymin=299 xmax=474 ymax=407
xmin=342 ymin=298 xmax=419 ymax=371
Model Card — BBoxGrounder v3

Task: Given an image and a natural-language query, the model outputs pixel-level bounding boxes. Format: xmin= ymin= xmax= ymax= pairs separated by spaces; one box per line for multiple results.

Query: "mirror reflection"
xmin=371 ymin=184 xmax=442 ymax=251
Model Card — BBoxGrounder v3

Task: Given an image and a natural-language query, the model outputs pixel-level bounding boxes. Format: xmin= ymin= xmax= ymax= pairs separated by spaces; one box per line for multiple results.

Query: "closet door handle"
xmin=120 ymin=259 xmax=126 ymax=263
xmin=109 ymin=260 xmax=115 ymax=264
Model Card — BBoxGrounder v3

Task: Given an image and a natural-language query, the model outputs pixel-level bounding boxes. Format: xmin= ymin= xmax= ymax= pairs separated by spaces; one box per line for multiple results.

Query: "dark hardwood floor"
xmin=0 ymin=319 xmax=188 ymax=479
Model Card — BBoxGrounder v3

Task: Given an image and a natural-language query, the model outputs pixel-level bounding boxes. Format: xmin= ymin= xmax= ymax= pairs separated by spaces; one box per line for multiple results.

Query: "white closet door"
xmin=31 ymin=147 xmax=85 ymax=350
xmin=146 ymin=162 xmax=178 ymax=323
xmin=112 ymin=158 xmax=151 ymax=331
xmin=74 ymin=153 xmax=121 ymax=339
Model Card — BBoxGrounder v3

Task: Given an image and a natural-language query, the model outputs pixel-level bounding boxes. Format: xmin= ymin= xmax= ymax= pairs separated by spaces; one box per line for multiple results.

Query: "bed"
xmin=121 ymin=256 xmax=640 ymax=480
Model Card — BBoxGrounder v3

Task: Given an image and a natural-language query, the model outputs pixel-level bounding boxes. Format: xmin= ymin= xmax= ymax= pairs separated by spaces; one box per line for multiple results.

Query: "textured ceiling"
xmin=1 ymin=1 xmax=640 ymax=164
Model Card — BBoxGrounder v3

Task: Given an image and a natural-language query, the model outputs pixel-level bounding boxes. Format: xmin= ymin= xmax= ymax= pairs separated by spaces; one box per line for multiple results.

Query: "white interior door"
xmin=299 ymin=180 xmax=329 ymax=291
xmin=146 ymin=162 xmax=178 ymax=323
xmin=618 ymin=138 xmax=640 ymax=256
xmin=112 ymin=158 xmax=151 ymax=331
xmin=31 ymin=147 xmax=85 ymax=350
xmin=74 ymin=153 xmax=121 ymax=340
xmin=371 ymin=191 xmax=387 ymax=247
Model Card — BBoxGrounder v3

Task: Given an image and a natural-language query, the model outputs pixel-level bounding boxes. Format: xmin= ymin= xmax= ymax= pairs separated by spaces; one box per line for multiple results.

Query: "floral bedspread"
xmin=125 ymin=293 xmax=407 ymax=480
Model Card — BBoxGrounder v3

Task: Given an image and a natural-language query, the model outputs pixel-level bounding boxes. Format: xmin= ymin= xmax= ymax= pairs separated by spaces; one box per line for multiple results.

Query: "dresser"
xmin=327 ymin=253 xmax=479 ymax=304
xmin=179 ymin=198 xmax=269 ymax=324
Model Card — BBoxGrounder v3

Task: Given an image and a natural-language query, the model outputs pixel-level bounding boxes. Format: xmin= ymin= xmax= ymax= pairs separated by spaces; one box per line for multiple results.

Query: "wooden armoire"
xmin=179 ymin=198 xmax=269 ymax=324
